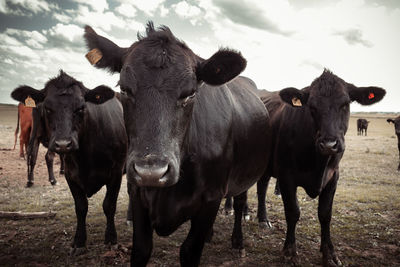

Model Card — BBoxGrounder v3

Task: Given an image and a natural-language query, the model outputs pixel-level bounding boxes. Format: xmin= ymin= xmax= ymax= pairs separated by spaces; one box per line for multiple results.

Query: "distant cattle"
xmin=13 ymin=103 xmax=32 ymax=158
xmin=11 ymin=71 xmax=127 ymax=255
xmin=387 ymin=116 xmax=400 ymax=170
xmin=13 ymin=102 xmax=64 ymax=187
xmin=253 ymin=70 xmax=385 ymax=266
xmin=84 ymin=22 xmax=271 ymax=266
xmin=357 ymin=118 xmax=370 ymax=136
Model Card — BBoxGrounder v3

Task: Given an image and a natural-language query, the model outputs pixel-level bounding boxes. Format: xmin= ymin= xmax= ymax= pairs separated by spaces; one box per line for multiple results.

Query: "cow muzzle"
xmin=318 ymin=139 xmax=341 ymax=155
xmin=51 ymin=138 xmax=77 ymax=153
xmin=128 ymin=154 xmax=178 ymax=187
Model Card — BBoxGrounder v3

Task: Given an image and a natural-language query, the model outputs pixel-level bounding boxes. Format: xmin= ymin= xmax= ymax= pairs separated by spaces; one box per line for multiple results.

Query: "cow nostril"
xmin=55 ymin=140 xmax=73 ymax=151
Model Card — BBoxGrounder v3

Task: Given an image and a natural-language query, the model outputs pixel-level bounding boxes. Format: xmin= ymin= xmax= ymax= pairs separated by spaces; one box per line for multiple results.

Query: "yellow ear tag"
xmin=24 ymin=96 xmax=36 ymax=108
xmin=85 ymin=48 xmax=103 ymax=65
xmin=292 ymin=97 xmax=302 ymax=107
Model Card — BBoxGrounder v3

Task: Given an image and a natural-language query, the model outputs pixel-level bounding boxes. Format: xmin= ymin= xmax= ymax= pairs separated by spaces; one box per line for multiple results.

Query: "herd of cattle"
xmin=8 ymin=22 xmax=400 ymax=266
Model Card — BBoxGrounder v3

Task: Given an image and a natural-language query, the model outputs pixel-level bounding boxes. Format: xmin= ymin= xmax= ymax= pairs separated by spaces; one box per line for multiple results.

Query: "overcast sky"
xmin=0 ymin=0 xmax=399 ymax=111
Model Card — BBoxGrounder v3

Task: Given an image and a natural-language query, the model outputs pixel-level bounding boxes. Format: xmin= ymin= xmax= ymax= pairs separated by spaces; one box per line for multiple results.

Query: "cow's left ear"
xmin=11 ymin=85 xmax=45 ymax=104
xmin=347 ymin=84 xmax=386 ymax=105
xmin=279 ymin=87 xmax=309 ymax=107
xmin=85 ymin=85 xmax=115 ymax=104
xmin=196 ymin=49 xmax=247 ymax=86
xmin=387 ymin=118 xmax=394 ymax=124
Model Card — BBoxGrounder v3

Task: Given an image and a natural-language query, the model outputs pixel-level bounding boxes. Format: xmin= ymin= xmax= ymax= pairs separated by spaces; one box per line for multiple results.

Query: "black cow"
xmin=26 ymin=105 xmax=65 ymax=187
xmin=254 ymin=70 xmax=385 ymax=266
xmin=387 ymin=116 xmax=400 ymax=170
xmin=357 ymin=118 xmax=370 ymax=136
xmin=84 ymin=22 xmax=271 ymax=266
xmin=11 ymin=71 xmax=127 ymax=255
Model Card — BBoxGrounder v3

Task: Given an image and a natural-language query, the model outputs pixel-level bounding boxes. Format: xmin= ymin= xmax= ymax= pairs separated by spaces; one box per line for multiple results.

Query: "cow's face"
xmin=11 ymin=71 xmax=115 ymax=154
xmin=280 ymin=70 xmax=385 ymax=155
xmin=84 ymin=23 xmax=246 ymax=187
xmin=387 ymin=117 xmax=400 ymax=135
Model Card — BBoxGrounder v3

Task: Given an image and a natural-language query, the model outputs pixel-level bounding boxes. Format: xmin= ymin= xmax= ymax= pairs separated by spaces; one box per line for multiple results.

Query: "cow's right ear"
xmin=11 ymin=86 xmax=44 ymax=104
xmin=279 ymin=87 xmax=309 ymax=107
xmin=387 ymin=119 xmax=394 ymax=124
xmin=83 ymin=26 xmax=129 ymax=73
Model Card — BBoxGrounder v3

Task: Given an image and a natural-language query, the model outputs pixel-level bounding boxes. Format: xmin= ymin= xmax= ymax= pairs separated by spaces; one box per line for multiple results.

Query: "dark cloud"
xmin=213 ymin=0 xmax=294 ymax=36
xmin=334 ymin=29 xmax=373 ymax=48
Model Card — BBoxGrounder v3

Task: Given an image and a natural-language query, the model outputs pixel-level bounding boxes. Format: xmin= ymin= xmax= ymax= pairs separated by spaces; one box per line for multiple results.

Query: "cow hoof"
xmin=59 ymin=170 xmax=65 ymax=175
xmin=322 ymin=249 xmax=342 ymax=267
xmin=258 ymin=221 xmax=273 ymax=229
xmin=26 ymin=182 xmax=34 ymax=188
xmin=126 ymin=220 xmax=133 ymax=227
xmin=232 ymin=248 xmax=246 ymax=258
xmin=224 ymin=209 xmax=234 ymax=216
xmin=69 ymin=246 xmax=87 ymax=256
xmin=244 ymin=214 xmax=250 ymax=221
xmin=50 ymin=180 xmax=57 ymax=186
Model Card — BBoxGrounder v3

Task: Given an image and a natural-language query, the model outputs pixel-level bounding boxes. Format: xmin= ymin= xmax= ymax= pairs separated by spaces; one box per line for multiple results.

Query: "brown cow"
xmin=13 ymin=103 xmax=32 ymax=158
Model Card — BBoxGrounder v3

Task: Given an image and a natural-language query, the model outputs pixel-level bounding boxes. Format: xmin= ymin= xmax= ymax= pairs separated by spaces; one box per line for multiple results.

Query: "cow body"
xmin=84 ymin=23 xmax=271 ymax=266
xmin=13 ymin=103 xmax=32 ymax=158
xmin=357 ymin=118 xmax=369 ymax=136
xmin=254 ymin=70 xmax=385 ymax=266
xmin=387 ymin=116 xmax=400 ymax=170
xmin=11 ymin=71 xmax=127 ymax=254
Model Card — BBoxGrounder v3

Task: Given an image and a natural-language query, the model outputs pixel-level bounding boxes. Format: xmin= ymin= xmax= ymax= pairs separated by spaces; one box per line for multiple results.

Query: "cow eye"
xmin=45 ymin=107 xmax=52 ymax=114
xmin=181 ymin=92 xmax=196 ymax=107
xmin=75 ymin=107 xmax=84 ymax=115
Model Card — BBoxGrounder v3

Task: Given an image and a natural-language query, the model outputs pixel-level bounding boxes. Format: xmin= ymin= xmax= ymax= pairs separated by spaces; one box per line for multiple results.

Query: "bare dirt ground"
xmin=0 ymin=104 xmax=399 ymax=266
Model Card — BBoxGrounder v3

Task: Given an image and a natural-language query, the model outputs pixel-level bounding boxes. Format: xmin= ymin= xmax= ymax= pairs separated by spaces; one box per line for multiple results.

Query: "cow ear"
xmin=11 ymin=86 xmax=44 ymax=105
xmin=387 ymin=119 xmax=394 ymax=124
xmin=84 ymin=26 xmax=129 ymax=73
xmin=196 ymin=49 xmax=247 ymax=86
xmin=85 ymin=85 xmax=115 ymax=104
xmin=347 ymin=84 xmax=386 ymax=105
xmin=279 ymin=87 xmax=309 ymax=107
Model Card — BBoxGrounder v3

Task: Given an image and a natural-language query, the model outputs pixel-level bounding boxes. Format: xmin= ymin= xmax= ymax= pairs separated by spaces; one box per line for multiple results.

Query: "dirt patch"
xmin=1 ymin=105 xmax=400 ymax=266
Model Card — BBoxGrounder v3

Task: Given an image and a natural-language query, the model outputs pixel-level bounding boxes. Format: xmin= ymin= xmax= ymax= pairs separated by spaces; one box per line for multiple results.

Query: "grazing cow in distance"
xmin=13 ymin=103 xmax=32 ymax=158
xmin=387 ymin=116 xmax=400 ymax=170
xmin=13 ymin=102 xmax=64 ymax=186
xmin=357 ymin=118 xmax=370 ymax=136
xmin=84 ymin=22 xmax=271 ymax=266
xmin=254 ymin=70 xmax=385 ymax=266
xmin=11 ymin=71 xmax=127 ymax=255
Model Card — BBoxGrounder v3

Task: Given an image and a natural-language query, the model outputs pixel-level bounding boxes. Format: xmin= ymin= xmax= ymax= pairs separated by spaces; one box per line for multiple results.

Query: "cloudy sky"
xmin=0 ymin=0 xmax=399 ymax=111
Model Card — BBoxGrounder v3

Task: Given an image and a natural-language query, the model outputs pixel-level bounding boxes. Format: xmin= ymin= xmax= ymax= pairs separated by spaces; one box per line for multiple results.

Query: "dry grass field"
xmin=0 ymin=104 xmax=399 ymax=266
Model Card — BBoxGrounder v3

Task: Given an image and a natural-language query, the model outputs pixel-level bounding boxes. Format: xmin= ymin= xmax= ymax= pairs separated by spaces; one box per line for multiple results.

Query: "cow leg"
xmin=26 ymin=136 xmax=39 ymax=187
xmin=19 ymin=139 xmax=24 ymax=158
xmin=45 ymin=150 xmax=57 ymax=185
xmin=231 ymin=191 xmax=247 ymax=256
xmin=126 ymin=181 xmax=133 ymax=226
xmin=319 ymin=172 xmax=342 ymax=267
xmin=257 ymin=175 xmax=273 ymax=228
xmin=280 ymin=179 xmax=300 ymax=265
xmin=131 ymin=188 xmax=153 ymax=267
xmin=103 ymin=173 xmax=122 ymax=245
xmin=180 ymin=199 xmax=220 ymax=267
xmin=274 ymin=179 xmax=281 ymax=195
xmin=224 ymin=197 xmax=233 ymax=215
xmin=397 ymin=142 xmax=400 ymax=171
xmin=59 ymin=154 xmax=65 ymax=175
xmin=66 ymin=179 xmax=88 ymax=256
